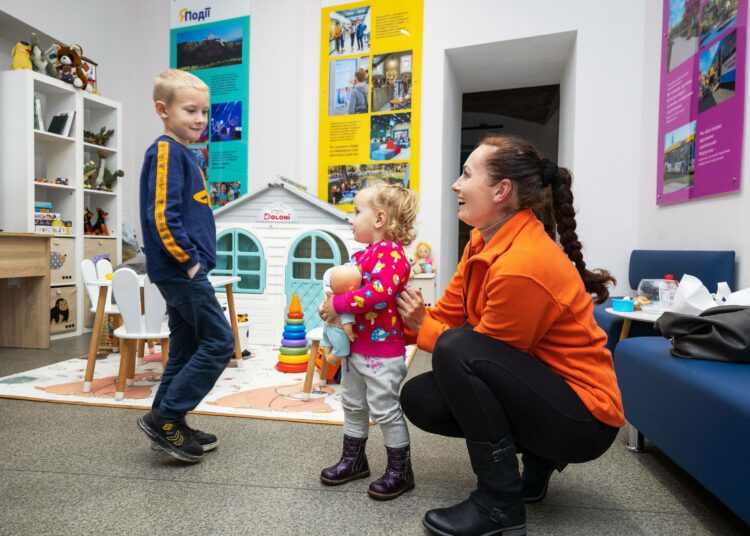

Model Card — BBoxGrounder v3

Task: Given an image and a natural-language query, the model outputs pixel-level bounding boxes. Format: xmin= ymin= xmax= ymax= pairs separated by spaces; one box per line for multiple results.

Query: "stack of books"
xmin=34 ymin=202 xmax=72 ymax=235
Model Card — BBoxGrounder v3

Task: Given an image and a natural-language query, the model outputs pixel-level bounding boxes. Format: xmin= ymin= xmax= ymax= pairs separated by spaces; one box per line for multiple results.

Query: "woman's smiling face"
xmin=451 ymin=144 xmax=500 ymax=228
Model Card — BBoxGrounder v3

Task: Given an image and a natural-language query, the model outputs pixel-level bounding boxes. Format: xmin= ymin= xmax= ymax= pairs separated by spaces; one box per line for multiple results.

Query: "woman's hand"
xmin=397 ymin=287 xmax=426 ymax=332
xmin=319 ymin=296 xmax=339 ymax=323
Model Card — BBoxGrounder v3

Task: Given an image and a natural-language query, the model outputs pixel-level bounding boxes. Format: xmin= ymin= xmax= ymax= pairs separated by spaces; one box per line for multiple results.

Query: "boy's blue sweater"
xmin=139 ymin=135 xmax=216 ymax=283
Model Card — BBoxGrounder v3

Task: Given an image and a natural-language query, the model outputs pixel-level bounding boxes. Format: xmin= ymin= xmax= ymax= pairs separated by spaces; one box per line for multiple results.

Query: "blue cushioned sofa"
xmin=608 ymin=250 xmax=749 ymax=524
xmin=594 ymin=250 xmax=736 ymax=353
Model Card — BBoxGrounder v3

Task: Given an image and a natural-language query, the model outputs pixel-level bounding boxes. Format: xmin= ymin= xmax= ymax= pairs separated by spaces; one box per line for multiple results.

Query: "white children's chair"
xmin=111 ymin=268 xmax=170 ymax=401
xmin=93 ymin=258 xmax=121 ymax=353
xmin=81 ymin=259 xmax=122 ymax=393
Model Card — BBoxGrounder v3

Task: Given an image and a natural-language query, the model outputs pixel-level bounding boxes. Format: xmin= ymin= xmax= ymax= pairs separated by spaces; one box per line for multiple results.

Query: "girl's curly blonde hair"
xmin=357 ymin=181 xmax=418 ymax=246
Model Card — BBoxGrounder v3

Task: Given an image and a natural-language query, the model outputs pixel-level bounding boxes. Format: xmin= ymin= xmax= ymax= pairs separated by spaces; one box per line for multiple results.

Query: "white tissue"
xmin=670 ymin=274 xmax=716 ymax=315
xmin=716 ymin=281 xmax=732 ymax=302
xmin=724 ymin=287 xmax=750 ymax=306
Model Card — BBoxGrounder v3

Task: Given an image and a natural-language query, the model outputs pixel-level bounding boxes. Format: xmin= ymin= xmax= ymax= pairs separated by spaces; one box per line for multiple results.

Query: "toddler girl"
xmin=319 ymin=181 xmax=418 ymax=500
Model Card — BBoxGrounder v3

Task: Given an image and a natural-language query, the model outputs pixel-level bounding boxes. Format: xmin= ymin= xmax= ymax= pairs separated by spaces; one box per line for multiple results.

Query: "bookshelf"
xmin=0 ymin=69 xmax=122 ymax=340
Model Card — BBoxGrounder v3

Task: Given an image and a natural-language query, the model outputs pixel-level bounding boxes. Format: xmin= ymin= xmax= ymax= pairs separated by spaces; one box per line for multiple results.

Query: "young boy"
xmin=137 ymin=69 xmax=235 ymax=463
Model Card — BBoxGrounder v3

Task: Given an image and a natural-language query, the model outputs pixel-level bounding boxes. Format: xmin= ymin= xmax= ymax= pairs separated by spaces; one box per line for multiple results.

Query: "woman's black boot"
xmin=521 ymin=451 xmax=568 ymax=504
xmin=423 ymin=435 xmax=526 ymax=536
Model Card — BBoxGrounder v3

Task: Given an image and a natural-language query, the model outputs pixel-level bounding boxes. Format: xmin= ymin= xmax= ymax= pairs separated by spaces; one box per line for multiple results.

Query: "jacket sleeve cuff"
xmin=332 ymin=294 xmax=348 ymax=314
xmin=416 ymin=315 xmax=446 ymax=354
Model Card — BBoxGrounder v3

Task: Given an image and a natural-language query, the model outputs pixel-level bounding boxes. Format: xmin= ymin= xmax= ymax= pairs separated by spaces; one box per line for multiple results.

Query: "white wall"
xmin=3 ymin=0 xmax=746 ymax=293
xmin=636 ymin=2 xmax=749 ymax=289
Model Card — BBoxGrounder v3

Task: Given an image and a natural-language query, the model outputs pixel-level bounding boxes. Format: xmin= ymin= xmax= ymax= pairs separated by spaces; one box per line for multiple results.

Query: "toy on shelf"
xmin=29 ymin=33 xmax=59 ymax=79
xmin=50 ymin=43 xmax=90 ymax=91
xmin=35 ymin=177 xmax=70 ymax=186
xmin=410 ymin=241 xmax=435 ymax=275
xmin=276 ymin=294 xmax=309 ymax=373
xmin=102 ymin=168 xmax=124 ymax=192
xmin=83 ymin=127 xmax=115 ymax=146
xmin=92 ymin=208 xmax=109 ymax=236
xmin=10 ymin=41 xmax=32 ymax=70
xmin=83 ymin=161 xmax=98 ymax=189
xmin=84 ymin=207 xmax=96 ymax=235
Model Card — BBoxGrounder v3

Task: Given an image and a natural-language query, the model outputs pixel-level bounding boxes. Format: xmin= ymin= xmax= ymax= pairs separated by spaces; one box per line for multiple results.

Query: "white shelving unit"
xmin=0 ymin=69 xmax=122 ymax=340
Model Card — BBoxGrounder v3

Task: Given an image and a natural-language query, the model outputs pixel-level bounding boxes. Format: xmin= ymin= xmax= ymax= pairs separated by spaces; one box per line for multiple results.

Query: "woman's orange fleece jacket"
xmin=410 ymin=209 xmax=624 ymax=428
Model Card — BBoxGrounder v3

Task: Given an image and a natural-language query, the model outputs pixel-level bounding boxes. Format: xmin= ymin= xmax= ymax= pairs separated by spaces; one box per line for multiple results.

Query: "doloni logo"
xmin=179 ymin=7 xmax=211 ymax=23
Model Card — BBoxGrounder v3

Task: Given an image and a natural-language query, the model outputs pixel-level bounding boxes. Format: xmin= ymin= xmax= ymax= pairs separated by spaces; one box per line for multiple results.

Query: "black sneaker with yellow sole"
xmin=138 ymin=411 xmax=204 ymax=463
xmin=150 ymin=417 xmax=218 ymax=452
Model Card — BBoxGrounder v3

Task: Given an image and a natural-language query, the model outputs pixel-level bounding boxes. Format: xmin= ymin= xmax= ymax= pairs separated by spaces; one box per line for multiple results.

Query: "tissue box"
xmin=611 ymin=298 xmax=635 ymax=312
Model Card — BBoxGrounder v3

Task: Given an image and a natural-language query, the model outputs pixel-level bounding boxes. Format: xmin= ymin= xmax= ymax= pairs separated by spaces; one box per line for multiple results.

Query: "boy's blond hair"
xmin=357 ymin=181 xmax=418 ymax=246
xmin=153 ymin=69 xmax=209 ymax=104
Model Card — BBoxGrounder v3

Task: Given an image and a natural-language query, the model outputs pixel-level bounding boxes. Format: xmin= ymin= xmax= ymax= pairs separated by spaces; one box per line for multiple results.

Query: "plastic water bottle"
xmin=659 ymin=274 xmax=679 ymax=310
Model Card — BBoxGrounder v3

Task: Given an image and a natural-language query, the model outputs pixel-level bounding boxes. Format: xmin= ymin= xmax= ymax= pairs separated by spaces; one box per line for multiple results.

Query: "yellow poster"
xmin=318 ymin=0 xmax=423 ymax=211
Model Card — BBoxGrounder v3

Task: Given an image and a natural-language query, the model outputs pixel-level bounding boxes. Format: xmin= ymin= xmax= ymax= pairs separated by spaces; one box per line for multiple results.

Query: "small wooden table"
xmin=84 ymin=274 xmax=243 ymax=390
xmin=0 ymin=233 xmax=51 ymax=349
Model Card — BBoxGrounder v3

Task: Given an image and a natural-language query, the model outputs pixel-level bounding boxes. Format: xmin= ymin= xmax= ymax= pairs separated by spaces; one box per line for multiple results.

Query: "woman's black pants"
xmin=401 ymin=327 xmax=618 ymax=463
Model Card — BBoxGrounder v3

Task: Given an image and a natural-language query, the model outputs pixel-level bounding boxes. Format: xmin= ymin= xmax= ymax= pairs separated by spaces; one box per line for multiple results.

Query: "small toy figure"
xmin=93 ymin=208 xmax=109 ymax=236
xmin=322 ymin=265 xmax=362 ymax=365
xmin=10 ymin=41 xmax=32 ymax=70
xmin=83 ymin=161 xmax=98 ymax=189
xmin=410 ymin=241 xmax=435 ymax=275
xmin=83 ymin=208 xmax=96 ymax=235
xmin=102 ymin=168 xmax=124 ymax=191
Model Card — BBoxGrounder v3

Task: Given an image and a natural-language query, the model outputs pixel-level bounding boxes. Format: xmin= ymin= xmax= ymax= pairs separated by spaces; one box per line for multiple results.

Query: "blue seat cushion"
xmin=371 ymin=149 xmax=395 ymax=160
xmin=614 ymin=337 xmax=750 ymax=524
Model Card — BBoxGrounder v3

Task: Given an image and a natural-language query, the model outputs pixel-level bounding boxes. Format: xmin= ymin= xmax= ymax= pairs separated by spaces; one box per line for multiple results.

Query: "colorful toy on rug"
xmin=276 ymin=294 xmax=309 ymax=373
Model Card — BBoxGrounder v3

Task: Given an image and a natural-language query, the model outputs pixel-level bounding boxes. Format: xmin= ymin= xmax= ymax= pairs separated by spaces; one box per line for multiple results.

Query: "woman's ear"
xmin=492 ymin=178 xmax=513 ymax=204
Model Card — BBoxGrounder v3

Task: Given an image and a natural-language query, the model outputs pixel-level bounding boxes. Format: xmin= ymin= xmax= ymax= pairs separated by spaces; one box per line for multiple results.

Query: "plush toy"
xmin=93 ymin=208 xmax=109 ymax=236
xmin=83 ymin=161 xmax=98 ymax=189
xmin=29 ymin=33 xmax=59 ymax=78
xmin=83 ymin=208 xmax=96 ymax=235
xmin=411 ymin=242 xmax=435 ymax=275
xmin=10 ymin=41 xmax=32 ymax=70
xmin=51 ymin=43 xmax=89 ymax=90
xmin=322 ymin=265 xmax=362 ymax=365
xmin=102 ymin=168 xmax=124 ymax=191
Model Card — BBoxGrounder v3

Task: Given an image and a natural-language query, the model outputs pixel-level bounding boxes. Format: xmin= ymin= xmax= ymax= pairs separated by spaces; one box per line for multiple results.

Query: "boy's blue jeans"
xmin=151 ymin=267 xmax=235 ymax=420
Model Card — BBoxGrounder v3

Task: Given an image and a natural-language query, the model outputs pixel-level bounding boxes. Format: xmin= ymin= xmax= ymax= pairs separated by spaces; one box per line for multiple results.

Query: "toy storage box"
xmin=50 ymin=285 xmax=77 ymax=334
xmin=50 ymin=237 xmax=75 ymax=286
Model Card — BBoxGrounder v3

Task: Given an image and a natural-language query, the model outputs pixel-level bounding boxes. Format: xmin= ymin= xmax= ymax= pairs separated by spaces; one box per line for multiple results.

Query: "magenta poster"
xmin=657 ymin=0 xmax=746 ymax=204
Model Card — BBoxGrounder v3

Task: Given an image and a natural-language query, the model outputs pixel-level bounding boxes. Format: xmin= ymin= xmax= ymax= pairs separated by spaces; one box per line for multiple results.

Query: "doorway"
xmin=458 ymin=85 xmax=560 ymax=258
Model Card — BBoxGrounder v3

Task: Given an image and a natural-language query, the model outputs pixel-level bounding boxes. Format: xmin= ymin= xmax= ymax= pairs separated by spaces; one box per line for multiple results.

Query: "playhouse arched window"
xmin=212 ymin=228 xmax=266 ymax=294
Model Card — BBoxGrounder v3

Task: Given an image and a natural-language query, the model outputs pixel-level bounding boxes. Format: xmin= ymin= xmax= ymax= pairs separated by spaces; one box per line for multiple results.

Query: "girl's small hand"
xmin=397 ymin=287 xmax=426 ymax=332
xmin=319 ymin=296 xmax=339 ymax=323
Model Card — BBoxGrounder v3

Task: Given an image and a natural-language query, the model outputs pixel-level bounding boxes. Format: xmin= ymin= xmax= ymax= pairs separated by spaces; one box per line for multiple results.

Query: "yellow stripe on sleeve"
xmin=155 ymin=141 xmax=190 ymax=263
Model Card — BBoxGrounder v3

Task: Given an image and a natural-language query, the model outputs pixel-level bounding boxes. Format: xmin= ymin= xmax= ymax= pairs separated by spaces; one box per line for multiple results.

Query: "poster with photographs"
xmin=657 ymin=0 xmax=746 ymax=204
xmin=318 ymin=0 xmax=423 ymax=211
xmin=170 ymin=1 xmax=250 ymax=210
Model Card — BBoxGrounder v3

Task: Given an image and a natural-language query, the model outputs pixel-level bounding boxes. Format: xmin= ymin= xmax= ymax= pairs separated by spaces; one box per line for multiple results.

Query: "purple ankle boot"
xmin=320 ymin=435 xmax=370 ymax=485
xmin=367 ymin=445 xmax=415 ymax=500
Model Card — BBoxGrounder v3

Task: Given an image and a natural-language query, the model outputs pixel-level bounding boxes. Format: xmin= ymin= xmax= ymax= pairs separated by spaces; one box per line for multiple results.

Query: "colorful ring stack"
xmin=276 ymin=293 xmax=310 ymax=373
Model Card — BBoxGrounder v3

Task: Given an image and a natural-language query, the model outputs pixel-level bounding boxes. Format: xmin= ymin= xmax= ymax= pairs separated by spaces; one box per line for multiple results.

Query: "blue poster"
xmin=170 ymin=4 xmax=250 ymax=210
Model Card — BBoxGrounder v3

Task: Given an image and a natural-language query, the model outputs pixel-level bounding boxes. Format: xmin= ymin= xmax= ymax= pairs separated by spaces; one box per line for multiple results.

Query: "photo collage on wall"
xmin=318 ymin=0 xmax=423 ymax=211
xmin=170 ymin=2 xmax=250 ymax=210
xmin=657 ymin=0 xmax=745 ymax=204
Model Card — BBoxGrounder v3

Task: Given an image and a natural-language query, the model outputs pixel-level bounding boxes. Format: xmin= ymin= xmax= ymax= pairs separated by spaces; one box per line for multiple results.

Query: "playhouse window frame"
xmin=213 ymin=228 xmax=266 ymax=294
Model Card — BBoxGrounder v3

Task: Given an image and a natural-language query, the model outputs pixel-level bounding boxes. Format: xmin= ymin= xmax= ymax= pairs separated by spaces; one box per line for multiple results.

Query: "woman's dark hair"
xmin=479 ymin=135 xmax=616 ymax=303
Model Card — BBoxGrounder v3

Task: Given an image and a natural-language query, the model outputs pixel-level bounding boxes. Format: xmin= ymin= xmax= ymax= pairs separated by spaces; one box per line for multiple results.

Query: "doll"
xmin=322 ymin=265 xmax=361 ymax=365
xmin=410 ymin=241 xmax=434 ymax=275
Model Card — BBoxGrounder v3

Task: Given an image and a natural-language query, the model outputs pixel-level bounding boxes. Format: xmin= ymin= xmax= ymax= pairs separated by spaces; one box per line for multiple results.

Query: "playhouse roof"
xmin=212 ymin=178 xmax=351 ymax=223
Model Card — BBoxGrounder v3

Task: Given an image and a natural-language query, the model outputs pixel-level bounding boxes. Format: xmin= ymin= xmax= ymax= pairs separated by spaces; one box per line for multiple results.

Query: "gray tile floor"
xmin=1 ymin=337 xmax=748 ymax=535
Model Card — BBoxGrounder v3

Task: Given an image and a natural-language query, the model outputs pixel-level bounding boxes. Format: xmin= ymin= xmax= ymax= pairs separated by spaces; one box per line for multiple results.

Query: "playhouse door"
xmin=286 ymin=231 xmax=344 ymax=330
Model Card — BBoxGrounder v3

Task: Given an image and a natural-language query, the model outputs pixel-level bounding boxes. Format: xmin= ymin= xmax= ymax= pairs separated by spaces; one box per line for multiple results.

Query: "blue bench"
xmin=614 ymin=336 xmax=750 ymax=525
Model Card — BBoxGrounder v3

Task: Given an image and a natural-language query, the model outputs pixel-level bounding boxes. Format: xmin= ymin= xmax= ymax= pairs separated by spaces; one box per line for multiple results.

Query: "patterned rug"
xmin=0 ymin=345 xmax=416 ymax=425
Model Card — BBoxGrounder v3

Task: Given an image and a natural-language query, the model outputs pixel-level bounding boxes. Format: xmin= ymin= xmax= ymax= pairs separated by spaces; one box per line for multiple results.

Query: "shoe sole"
xmin=422 ymin=518 xmax=526 ymax=536
xmin=367 ymin=480 xmax=415 ymax=500
xmin=319 ymin=469 xmax=370 ymax=486
xmin=151 ymin=441 xmax=217 ymax=453
xmin=137 ymin=417 xmax=203 ymax=463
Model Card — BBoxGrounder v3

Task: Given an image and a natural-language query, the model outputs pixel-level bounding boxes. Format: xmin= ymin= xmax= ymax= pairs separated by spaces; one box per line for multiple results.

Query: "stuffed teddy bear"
xmin=51 ymin=43 xmax=89 ymax=90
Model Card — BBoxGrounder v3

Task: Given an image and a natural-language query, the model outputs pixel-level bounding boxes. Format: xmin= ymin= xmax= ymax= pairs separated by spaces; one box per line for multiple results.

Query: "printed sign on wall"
xmin=318 ymin=0 xmax=423 ymax=211
xmin=170 ymin=0 xmax=250 ymax=210
xmin=657 ymin=0 xmax=746 ymax=204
